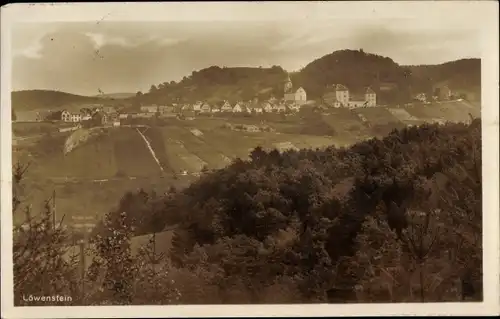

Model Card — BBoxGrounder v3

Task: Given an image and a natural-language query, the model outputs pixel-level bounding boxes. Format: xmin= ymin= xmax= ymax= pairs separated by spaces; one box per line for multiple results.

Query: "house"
xmin=193 ymin=101 xmax=203 ymax=112
xmin=158 ymin=105 xmax=171 ymax=114
xmin=324 ymin=84 xmax=376 ymax=108
xmin=181 ymin=104 xmax=194 ymax=111
xmin=323 ymin=84 xmax=349 ymax=107
xmin=365 ymin=87 xmax=377 ymax=107
xmin=414 ymin=93 xmax=427 ymax=102
xmin=162 ymin=106 xmax=175 ymax=113
xmin=61 ymin=110 xmax=71 ymax=122
xmin=239 ymin=103 xmax=252 ymax=114
xmin=113 ymin=120 xmax=121 ymax=127
xmin=141 ymin=105 xmax=159 ymax=113
xmin=200 ymin=103 xmax=211 ymax=113
xmin=233 ymin=102 xmax=244 ymax=113
xmin=221 ymin=101 xmax=233 ymax=112
xmin=70 ymin=113 xmax=82 ymax=122
xmin=118 ymin=113 xmax=129 ymax=119
xmin=248 ymin=102 xmax=263 ymax=114
xmin=348 ymin=88 xmax=373 ymax=108
xmin=284 ymin=87 xmax=308 ymax=105
xmin=261 ymin=102 xmax=273 ymax=113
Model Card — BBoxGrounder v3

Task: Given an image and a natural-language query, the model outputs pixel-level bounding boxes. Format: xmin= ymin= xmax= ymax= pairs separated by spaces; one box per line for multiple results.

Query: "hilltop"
xmin=11 ymin=90 xmax=129 ymax=112
xmin=136 ymin=50 xmax=481 ymax=105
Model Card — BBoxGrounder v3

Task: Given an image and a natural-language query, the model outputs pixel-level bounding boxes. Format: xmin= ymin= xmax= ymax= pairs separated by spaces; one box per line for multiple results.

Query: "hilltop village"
xmin=23 ymin=73 xmax=457 ymax=129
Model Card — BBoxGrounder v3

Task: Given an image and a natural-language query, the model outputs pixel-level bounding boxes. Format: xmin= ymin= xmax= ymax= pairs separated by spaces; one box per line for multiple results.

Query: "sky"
xmin=11 ymin=18 xmax=481 ymax=96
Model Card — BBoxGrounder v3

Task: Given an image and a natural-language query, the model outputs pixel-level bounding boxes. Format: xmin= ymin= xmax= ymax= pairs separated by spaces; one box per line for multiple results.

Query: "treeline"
xmin=13 ymin=119 xmax=482 ymax=304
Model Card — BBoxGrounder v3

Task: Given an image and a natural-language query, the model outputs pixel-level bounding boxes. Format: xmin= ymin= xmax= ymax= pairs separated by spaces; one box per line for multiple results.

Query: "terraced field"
xmin=321 ymin=109 xmax=370 ymax=142
xmin=353 ymin=108 xmax=401 ymax=126
xmin=113 ymin=128 xmax=163 ymax=177
xmin=403 ymin=101 xmax=479 ymax=124
xmin=162 ymin=126 xmax=229 ymax=170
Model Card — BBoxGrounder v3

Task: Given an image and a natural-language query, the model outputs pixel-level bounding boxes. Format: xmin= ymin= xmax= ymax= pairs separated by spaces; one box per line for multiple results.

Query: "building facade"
xmin=283 ymin=74 xmax=307 ymax=105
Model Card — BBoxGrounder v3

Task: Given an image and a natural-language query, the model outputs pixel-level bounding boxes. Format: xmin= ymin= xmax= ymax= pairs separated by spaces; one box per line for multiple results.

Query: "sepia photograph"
xmin=1 ymin=1 xmax=499 ymax=318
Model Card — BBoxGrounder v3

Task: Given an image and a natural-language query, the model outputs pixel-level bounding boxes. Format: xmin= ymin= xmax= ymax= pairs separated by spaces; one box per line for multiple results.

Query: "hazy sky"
xmin=12 ymin=19 xmax=480 ymax=96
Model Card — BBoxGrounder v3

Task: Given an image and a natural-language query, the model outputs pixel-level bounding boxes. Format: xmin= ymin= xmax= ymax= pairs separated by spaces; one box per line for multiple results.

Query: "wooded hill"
xmin=138 ymin=50 xmax=481 ymax=105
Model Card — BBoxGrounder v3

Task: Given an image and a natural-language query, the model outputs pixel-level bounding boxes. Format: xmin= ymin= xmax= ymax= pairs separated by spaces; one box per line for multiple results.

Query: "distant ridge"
xmin=11 ymin=90 xmax=123 ymax=112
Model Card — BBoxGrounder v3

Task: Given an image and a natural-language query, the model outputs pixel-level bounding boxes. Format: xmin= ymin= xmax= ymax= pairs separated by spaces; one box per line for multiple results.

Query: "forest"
xmin=13 ymin=119 xmax=482 ymax=305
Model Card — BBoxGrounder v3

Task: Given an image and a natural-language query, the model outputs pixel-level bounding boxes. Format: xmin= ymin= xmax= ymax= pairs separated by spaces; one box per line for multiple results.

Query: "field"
xmin=12 ymin=100 xmax=480 ymax=225
xmin=320 ymin=109 xmax=371 ymax=143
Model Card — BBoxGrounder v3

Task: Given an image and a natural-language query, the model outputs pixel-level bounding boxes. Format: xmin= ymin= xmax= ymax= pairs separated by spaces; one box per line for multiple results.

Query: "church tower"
xmin=284 ymin=74 xmax=293 ymax=93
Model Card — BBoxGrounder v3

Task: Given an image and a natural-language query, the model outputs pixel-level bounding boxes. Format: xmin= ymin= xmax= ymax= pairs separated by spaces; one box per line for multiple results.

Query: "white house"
xmin=233 ymin=103 xmax=243 ymax=113
xmin=193 ymin=101 xmax=203 ymax=112
xmin=365 ymin=87 xmax=377 ymax=107
xmin=70 ymin=113 xmax=82 ymax=122
xmin=61 ymin=110 xmax=71 ymax=122
xmin=221 ymin=101 xmax=233 ymax=112
xmin=200 ymin=103 xmax=211 ymax=113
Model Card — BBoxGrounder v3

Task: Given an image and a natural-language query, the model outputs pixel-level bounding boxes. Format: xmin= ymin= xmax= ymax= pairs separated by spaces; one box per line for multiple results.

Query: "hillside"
xmin=406 ymin=58 xmax=481 ymax=99
xmin=136 ymin=65 xmax=287 ymax=105
xmin=88 ymin=119 xmax=482 ymax=303
xmin=11 ymin=90 xmax=104 ymax=112
xmin=136 ymin=50 xmax=480 ymax=105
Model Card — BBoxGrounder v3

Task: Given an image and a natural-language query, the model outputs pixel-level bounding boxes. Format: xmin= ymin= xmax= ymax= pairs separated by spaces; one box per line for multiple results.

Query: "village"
xmin=16 ymin=73 xmax=462 ymax=133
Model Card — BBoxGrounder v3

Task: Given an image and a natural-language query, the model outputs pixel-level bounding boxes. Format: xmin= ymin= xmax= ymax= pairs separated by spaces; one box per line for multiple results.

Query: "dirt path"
xmin=135 ymin=128 xmax=165 ymax=173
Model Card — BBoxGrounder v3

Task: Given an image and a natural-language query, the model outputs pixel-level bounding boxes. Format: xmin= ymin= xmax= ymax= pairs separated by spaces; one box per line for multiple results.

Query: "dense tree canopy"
xmin=98 ymin=119 xmax=482 ymax=303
